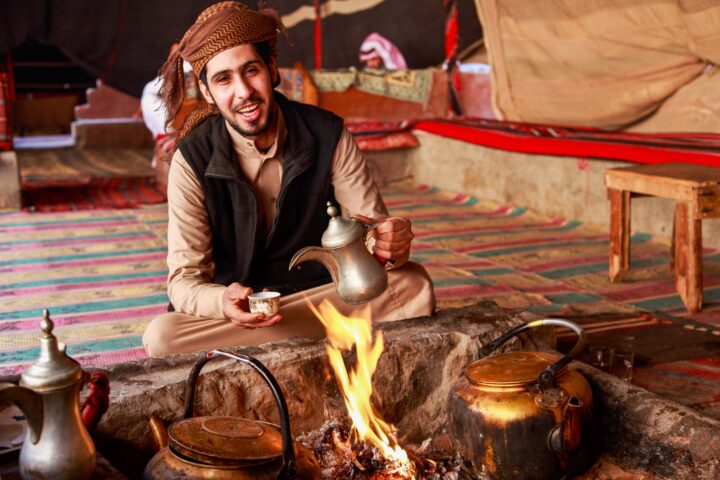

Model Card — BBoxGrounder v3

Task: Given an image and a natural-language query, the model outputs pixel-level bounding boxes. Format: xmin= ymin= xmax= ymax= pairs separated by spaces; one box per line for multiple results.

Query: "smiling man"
xmin=142 ymin=1 xmax=435 ymax=357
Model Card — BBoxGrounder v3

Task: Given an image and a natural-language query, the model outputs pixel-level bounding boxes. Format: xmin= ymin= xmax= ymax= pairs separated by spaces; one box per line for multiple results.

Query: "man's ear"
xmin=199 ymin=79 xmax=214 ymax=105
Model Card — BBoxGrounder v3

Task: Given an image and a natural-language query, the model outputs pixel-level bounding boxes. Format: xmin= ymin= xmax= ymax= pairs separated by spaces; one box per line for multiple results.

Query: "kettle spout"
xmin=549 ymin=396 xmax=583 ymax=453
xmin=289 ymin=246 xmax=339 ymax=285
xmin=148 ymin=415 xmax=169 ymax=451
xmin=0 ymin=383 xmax=43 ymax=444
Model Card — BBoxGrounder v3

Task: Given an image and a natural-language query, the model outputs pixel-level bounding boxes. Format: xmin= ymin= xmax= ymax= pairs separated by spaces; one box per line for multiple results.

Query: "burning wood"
xmin=297 ymin=420 xmax=481 ymax=479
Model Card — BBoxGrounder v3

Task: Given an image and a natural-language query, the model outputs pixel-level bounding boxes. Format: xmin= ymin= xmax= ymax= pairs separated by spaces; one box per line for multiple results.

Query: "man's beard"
xmin=227 ymin=106 xmax=274 ymax=137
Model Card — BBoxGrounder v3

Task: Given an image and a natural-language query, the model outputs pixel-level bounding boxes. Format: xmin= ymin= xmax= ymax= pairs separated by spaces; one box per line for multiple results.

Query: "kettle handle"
xmin=481 ymin=318 xmax=586 ymax=390
xmin=183 ymin=350 xmax=297 ymax=480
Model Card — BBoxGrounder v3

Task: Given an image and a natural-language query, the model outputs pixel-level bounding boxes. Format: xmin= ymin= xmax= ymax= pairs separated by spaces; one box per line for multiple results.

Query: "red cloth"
xmin=412 ymin=119 xmax=720 ymax=167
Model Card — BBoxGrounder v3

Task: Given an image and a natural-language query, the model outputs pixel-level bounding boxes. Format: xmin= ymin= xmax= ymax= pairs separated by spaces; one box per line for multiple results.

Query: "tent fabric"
xmin=474 ymin=0 xmax=720 ymax=130
xmin=0 ymin=0 xmax=481 ymax=98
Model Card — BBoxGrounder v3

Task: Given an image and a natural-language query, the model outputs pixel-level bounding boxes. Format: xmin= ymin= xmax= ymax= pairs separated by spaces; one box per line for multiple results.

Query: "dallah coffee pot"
xmin=0 ymin=310 xmax=97 ymax=479
xmin=449 ymin=319 xmax=599 ymax=480
xmin=289 ymin=202 xmax=388 ymax=304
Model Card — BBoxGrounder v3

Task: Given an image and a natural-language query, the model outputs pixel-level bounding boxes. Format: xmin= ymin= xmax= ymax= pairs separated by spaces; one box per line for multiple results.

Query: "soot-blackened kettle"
xmin=144 ymin=349 xmax=321 ymax=480
xmin=449 ymin=319 xmax=599 ymax=480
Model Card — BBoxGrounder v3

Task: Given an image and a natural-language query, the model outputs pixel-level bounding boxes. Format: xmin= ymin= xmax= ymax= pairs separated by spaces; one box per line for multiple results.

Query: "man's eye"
xmin=246 ymin=67 xmax=258 ymax=76
xmin=214 ymin=76 xmax=229 ymax=84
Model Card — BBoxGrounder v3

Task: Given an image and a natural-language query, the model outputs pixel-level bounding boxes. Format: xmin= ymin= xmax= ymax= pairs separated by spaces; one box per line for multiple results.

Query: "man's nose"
xmin=232 ymin=76 xmax=254 ymax=100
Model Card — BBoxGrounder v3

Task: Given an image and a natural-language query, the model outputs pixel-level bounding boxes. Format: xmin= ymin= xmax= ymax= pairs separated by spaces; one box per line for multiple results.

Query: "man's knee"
xmin=143 ymin=313 xmax=177 ymax=358
xmin=388 ymin=261 xmax=436 ymax=317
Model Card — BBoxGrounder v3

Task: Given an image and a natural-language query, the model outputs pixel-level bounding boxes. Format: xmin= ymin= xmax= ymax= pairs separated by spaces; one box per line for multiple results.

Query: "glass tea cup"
xmin=611 ymin=349 xmax=635 ymax=382
xmin=587 ymin=346 xmax=615 ymax=373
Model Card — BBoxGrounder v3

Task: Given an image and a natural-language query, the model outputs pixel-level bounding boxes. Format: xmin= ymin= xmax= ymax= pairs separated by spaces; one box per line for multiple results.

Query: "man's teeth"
xmin=237 ymin=104 xmax=259 ymax=113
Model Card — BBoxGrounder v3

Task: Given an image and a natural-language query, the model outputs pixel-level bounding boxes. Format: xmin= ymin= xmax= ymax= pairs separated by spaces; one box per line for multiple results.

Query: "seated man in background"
xmin=142 ymin=1 xmax=435 ymax=357
xmin=359 ymin=32 xmax=408 ymax=70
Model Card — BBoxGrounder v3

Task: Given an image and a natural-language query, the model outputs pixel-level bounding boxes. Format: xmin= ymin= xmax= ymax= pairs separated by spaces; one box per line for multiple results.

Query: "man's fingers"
xmin=373 ymin=217 xmax=411 ymax=234
xmin=230 ymin=313 xmax=282 ymax=328
xmin=250 ymin=314 xmax=282 ymax=327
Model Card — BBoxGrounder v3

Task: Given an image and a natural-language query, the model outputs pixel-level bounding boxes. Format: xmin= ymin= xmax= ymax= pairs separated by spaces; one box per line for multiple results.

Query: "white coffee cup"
xmin=248 ymin=291 xmax=281 ymax=316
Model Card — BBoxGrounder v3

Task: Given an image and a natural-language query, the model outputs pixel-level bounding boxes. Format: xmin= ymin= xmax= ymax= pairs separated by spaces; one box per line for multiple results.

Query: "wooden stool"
xmin=605 ymin=163 xmax=720 ymax=313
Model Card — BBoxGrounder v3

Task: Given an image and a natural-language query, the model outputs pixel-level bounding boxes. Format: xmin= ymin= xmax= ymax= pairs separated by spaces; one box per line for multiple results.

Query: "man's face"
xmin=199 ymin=44 xmax=278 ymax=143
xmin=363 ymin=55 xmax=384 ymax=69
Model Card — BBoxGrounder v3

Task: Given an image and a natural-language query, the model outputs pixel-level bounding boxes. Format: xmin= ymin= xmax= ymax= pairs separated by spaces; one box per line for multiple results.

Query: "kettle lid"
xmin=466 ymin=351 xmax=564 ymax=387
xmin=321 ymin=202 xmax=364 ymax=249
xmin=20 ymin=310 xmax=83 ymax=391
xmin=168 ymin=416 xmax=283 ymax=466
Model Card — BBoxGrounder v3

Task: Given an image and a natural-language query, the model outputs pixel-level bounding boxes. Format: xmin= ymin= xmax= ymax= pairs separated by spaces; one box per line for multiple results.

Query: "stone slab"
xmin=90 ymin=301 xmax=720 ymax=479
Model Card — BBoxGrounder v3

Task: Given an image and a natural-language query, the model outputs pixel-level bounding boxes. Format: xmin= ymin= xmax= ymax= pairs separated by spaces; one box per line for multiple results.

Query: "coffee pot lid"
xmin=20 ymin=310 xmax=83 ymax=391
xmin=321 ymin=202 xmax=364 ymax=249
xmin=466 ymin=351 xmax=564 ymax=387
xmin=168 ymin=416 xmax=283 ymax=466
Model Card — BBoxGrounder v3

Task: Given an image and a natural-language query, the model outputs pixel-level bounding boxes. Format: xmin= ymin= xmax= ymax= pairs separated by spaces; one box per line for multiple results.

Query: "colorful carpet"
xmin=0 ymin=183 xmax=718 ymax=417
xmin=17 ymin=147 xmax=166 ymax=212
xmin=0 ymin=205 xmax=169 ymax=374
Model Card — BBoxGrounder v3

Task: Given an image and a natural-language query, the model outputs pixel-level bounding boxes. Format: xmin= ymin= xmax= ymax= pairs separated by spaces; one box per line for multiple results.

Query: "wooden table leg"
xmin=674 ymin=202 xmax=703 ymax=313
xmin=608 ymin=188 xmax=630 ymax=282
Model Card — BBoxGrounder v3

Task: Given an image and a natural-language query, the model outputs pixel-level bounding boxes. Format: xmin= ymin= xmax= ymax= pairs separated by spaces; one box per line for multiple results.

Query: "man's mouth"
xmin=234 ymin=102 xmax=262 ymax=120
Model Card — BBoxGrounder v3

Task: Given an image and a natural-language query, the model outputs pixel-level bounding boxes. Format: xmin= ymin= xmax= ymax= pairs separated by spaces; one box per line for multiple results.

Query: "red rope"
xmin=81 ymin=371 xmax=110 ymax=431
xmin=314 ymin=0 xmax=322 ymax=69
xmin=444 ymin=0 xmax=462 ymax=115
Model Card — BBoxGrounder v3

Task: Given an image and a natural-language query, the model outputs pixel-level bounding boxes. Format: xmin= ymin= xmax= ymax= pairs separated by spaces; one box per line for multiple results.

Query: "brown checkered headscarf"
xmin=159 ymin=1 xmax=285 ymax=139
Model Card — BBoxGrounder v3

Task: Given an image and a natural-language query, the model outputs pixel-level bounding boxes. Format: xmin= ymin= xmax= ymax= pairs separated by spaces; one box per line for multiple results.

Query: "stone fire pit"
xmin=94 ymin=301 xmax=719 ymax=479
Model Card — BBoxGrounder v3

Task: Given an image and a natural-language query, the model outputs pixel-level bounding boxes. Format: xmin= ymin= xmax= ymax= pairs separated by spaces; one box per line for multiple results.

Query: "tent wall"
xmin=475 ymin=0 xmax=720 ymax=132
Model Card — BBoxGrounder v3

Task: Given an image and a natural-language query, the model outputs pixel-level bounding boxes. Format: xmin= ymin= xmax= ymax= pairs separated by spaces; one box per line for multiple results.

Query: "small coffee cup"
xmin=248 ymin=291 xmax=281 ymax=316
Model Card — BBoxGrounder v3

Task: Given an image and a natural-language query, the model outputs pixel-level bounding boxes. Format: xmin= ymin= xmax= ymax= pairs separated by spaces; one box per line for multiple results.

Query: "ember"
xmin=297 ymin=420 xmax=481 ymax=479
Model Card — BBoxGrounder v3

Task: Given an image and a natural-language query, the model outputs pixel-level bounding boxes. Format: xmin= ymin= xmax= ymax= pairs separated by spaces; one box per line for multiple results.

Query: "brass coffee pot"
xmin=289 ymin=202 xmax=388 ymax=304
xmin=0 ymin=310 xmax=96 ymax=479
xmin=144 ymin=349 xmax=321 ymax=479
xmin=449 ymin=319 xmax=598 ymax=480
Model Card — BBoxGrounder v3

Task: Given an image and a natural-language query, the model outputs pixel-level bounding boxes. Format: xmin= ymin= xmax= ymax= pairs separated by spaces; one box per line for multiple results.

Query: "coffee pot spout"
xmin=289 ymin=246 xmax=340 ymax=284
xmin=0 ymin=383 xmax=42 ymax=444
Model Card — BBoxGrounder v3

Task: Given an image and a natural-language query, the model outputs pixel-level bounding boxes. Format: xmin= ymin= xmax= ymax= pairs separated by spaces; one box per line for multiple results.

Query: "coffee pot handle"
xmin=481 ymin=318 xmax=586 ymax=390
xmin=183 ymin=350 xmax=297 ymax=480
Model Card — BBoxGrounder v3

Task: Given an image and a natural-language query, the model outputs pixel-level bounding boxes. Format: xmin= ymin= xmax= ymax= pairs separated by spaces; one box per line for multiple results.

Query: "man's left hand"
xmin=354 ymin=214 xmax=413 ymax=264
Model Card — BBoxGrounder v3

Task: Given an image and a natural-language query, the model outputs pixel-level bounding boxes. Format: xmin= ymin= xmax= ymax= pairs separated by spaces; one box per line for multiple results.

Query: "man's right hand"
xmin=222 ymin=283 xmax=282 ymax=328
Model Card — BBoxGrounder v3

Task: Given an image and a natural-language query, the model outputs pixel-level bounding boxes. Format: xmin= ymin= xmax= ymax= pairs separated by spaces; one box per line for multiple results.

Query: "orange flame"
xmin=309 ymin=299 xmax=417 ymax=477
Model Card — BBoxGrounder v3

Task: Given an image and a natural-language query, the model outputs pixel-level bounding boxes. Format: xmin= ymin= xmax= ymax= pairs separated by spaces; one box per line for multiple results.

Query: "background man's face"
xmin=199 ymin=44 xmax=278 ymax=141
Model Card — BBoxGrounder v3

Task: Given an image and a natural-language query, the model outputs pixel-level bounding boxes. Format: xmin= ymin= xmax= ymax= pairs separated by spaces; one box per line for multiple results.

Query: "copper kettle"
xmin=449 ymin=319 xmax=599 ymax=480
xmin=289 ymin=202 xmax=388 ymax=304
xmin=0 ymin=310 xmax=97 ymax=479
xmin=144 ymin=349 xmax=321 ymax=479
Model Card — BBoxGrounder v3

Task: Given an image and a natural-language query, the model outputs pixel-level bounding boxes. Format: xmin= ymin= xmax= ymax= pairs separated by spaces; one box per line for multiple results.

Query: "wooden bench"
xmin=605 ymin=163 xmax=720 ymax=313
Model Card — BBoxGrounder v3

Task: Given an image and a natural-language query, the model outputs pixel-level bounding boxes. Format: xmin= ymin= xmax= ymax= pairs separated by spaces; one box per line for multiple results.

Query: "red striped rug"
xmin=21 ymin=177 xmax=167 ymax=212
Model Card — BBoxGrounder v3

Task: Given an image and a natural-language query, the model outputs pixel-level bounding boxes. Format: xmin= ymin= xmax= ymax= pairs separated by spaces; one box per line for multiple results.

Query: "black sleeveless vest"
xmin=178 ymin=93 xmax=343 ymax=294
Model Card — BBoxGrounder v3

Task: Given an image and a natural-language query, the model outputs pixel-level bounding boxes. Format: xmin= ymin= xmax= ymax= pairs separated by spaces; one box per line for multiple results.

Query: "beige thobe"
xmin=143 ymin=111 xmax=435 ymax=357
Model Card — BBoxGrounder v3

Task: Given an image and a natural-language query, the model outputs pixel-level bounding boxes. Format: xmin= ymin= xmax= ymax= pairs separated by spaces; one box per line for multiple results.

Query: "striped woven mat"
xmin=1 ymin=183 xmax=718 ymax=416
xmin=0 ymin=205 xmax=169 ymax=374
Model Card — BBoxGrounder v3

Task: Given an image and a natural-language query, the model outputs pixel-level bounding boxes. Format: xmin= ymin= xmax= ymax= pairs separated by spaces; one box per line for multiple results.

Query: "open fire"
xmin=304 ymin=300 xmax=480 ymax=479
xmin=308 ymin=299 xmax=417 ymax=478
